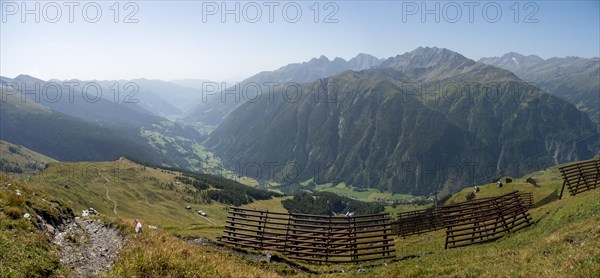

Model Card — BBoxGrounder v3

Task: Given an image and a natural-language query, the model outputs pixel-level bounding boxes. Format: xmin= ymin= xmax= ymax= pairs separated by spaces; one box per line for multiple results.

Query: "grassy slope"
xmin=4 ymin=157 xmax=600 ymax=277
xmin=105 ymin=229 xmax=293 ymax=277
xmin=241 ymin=197 xmax=292 ymax=213
xmin=359 ymin=187 xmax=600 ymax=278
xmin=31 ymin=158 xmax=288 ymax=240
xmin=382 ymin=165 xmax=565 ymax=222
xmin=345 ymin=159 xmax=600 ymax=277
xmin=447 ymin=163 xmax=566 ymax=204
xmin=0 ymin=173 xmax=290 ymax=277
xmin=0 ymin=173 xmax=67 ymax=277
xmin=384 ymin=203 xmax=433 ymax=219
xmin=0 ymin=140 xmax=57 ymax=177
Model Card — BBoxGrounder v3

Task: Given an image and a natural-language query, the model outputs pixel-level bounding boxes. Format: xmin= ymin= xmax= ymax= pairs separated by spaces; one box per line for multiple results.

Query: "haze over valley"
xmin=3 ymin=47 xmax=598 ymax=197
xmin=1 ymin=1 xmax=599 ymax=277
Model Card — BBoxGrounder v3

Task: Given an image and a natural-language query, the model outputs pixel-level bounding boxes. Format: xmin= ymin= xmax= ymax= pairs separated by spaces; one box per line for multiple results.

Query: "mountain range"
xmin=184 ymin=53 xmax=383 ymax=126
xmin=1 ymin=75 xmax=163 ymax=128
xmin=0 ymin=85 xmax=167 ymax=163
xmin=479 ymin=52 xmax=600 ymax=124
xmin=206 ymin=47 xmax=599 ymax=195
xmin=0 ymin=77 xmax=212 ymax=171
xmin=2 ymin=47 xmax=598 ymax=195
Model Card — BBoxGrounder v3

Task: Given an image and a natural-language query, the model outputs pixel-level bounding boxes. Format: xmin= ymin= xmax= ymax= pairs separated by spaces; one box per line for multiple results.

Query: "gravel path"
xmin=53 ymin=218 xmax=125 ymax=277
xmin=101 ymin=174 xmax=118 ymax=215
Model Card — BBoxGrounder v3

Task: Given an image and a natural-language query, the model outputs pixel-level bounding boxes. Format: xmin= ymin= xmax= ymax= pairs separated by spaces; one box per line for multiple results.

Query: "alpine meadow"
xmin=1 ymin=1 xmax=599 ymax=277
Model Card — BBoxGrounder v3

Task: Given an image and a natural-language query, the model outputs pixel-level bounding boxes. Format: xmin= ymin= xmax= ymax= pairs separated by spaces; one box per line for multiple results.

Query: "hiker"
xmin=473 ymin=185 xmax=480 ymax=193
xmin=497 ymin=180 xmax=503 ymax=188
xmin=134 ymin=219 xmax=143 ymax=233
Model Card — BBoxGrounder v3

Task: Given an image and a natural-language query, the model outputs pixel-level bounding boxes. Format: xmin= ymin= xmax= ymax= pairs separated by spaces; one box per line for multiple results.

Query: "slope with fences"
xmin=559 ymin=159 xmax=600 ymax=198
xmin=218 ymin=158 xmax=600 ymax=263
xmin=441 ymin=191 xmax=532 ymax=249
xmin=392 ymin=190 xmax=533 ymax=248
xmin=393 ymin=158 xmax=599 ymax=248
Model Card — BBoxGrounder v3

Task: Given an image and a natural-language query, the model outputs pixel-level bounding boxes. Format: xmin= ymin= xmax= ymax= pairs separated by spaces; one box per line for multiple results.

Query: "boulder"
xmin=45 ymin=224 xmax=56 ymax=235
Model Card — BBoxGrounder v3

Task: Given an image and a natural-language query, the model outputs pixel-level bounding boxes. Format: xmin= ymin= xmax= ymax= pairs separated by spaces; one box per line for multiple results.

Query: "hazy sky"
xmin=1 ymin=1 xmax=599 ymax=82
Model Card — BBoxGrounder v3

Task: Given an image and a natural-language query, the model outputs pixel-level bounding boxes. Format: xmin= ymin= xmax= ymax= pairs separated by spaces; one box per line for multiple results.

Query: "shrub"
xmin=7 ymin=194 xmax=25 ymax=206
xmin=175 ymin=175 xmax=209 ymax=190
xmin=4 ymin=206 xmax=22 ymax=219
xmin=282 ymin=191 xmax=384 ymax=215
xmin=206 ymin=190 xmax=249 ymax=206
xmin=526 ymin=177 xmax=538 ymax=186
xmin=8 ymin=146 xmax=19 ymax=154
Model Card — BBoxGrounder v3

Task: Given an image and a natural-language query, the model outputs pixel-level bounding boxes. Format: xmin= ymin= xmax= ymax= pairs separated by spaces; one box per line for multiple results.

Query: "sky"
xmin=1 ymin=1 xmax=599 ymax=82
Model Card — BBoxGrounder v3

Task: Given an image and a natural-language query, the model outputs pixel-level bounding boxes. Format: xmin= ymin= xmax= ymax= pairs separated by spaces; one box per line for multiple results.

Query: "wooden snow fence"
xmin=220 ymin=207 xmax=395 ymax=263
xmin=559 ymin=159 xmax=600 ymax=199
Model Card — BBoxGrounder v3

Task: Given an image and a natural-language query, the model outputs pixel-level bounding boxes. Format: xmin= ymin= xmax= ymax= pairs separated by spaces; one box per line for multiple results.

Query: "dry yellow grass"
xmin=105 ymin=229 xmax=294 ymax=277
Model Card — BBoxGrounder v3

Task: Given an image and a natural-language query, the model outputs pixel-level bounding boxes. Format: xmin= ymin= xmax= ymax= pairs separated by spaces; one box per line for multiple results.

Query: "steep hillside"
xmin=0 ymin=90 xmax=168 ymax=165
xmin=0 ymin=174 xmax=71 ymax=277
xmin=0 ymin=140 xmax=56 ymax=176
xmin=208 ymin=69 xmax=484 ymax=195
xmin=1 ymin=75 xmax=163 ymax=129
xmin=0 ymin=81 xmax=214 ymax=172
xmin=207 ymin=48 xmax=598 ymax=195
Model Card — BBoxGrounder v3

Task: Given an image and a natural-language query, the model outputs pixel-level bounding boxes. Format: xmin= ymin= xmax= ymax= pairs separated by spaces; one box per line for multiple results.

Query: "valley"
xmin=1 ymin=3 xmax=599 ymax=274
xmin=2 ymin=47 xmax=598 ymax=199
